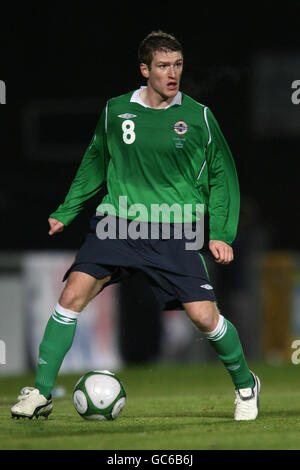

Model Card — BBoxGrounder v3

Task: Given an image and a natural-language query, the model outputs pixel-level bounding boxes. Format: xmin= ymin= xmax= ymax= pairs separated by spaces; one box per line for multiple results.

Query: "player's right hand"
xmin=48 ymin=217 xmax=65 ymax=235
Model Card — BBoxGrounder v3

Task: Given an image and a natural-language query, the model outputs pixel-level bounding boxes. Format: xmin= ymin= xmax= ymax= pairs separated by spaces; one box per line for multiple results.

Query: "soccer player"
xmin=11 ymin=31 xmax=260 ymax=421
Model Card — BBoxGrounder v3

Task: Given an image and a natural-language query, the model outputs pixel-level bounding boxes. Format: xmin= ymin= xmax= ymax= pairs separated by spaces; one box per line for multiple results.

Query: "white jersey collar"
xmin=130 ymin=86 xmax=182 ymax=109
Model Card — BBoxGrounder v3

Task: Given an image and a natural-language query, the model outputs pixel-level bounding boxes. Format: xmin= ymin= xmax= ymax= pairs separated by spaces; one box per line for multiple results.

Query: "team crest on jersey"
xmin=173 ymin=121 xmax=189 ymax=135
xmin=118 ymin=113 xmax=137 ymax=119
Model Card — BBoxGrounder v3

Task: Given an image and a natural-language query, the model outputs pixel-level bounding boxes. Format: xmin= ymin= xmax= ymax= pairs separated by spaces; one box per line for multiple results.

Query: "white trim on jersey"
xmin=203 ymin=106 xmax=212 ymax=146
xmin=196 ymin=107 xmax=211 ymax=180
xmin=196 ymin=160 xmax=207 ymax=180
xmin=130 ymin=86 xmax=182 ymax=109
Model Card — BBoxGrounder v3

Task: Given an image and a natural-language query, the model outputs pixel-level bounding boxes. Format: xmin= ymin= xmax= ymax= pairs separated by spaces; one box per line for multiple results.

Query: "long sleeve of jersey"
xmin=50 ymin=108 xmax=109 ymax=226
xmin=205 ymin=108 xmax=240 ymax=245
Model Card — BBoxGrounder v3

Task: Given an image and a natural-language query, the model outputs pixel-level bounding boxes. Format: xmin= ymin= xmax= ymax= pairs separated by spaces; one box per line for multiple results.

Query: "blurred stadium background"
xmin=0 ymin=3 xmax=300 ymax=378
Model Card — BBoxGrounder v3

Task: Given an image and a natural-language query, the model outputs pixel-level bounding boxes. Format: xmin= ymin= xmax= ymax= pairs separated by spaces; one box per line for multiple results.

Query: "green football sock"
xmin=35 ymin=304 xmax=78 ymax=399
xmin=204 ymin=315 xmax=254 ymax=390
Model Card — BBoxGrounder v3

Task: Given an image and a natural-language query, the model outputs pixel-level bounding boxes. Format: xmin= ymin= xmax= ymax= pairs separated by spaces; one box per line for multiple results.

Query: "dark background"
xmin=1 ymin=2 xmax=299 ymax=252
xmin=0 ymin=2 xmax=299 ymax=362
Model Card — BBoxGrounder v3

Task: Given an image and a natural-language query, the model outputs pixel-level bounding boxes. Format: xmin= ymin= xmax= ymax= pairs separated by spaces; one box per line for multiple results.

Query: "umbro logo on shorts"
xmin=200 ymin=284 xmax=213 ymax=290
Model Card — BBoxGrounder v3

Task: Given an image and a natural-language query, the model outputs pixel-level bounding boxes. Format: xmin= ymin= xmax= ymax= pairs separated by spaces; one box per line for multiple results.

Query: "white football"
xmin=73 ymin=370 xmax=126 ymax=421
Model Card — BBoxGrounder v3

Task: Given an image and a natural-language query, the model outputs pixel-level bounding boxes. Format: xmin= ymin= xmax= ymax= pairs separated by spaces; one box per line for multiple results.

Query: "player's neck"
xmin=140 ymin=86 xmax=174 ymax=109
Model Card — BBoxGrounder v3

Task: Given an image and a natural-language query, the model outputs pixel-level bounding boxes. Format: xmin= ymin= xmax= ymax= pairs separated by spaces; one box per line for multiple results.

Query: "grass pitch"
xmin=0 ymin=361 xmax=300 ymax=450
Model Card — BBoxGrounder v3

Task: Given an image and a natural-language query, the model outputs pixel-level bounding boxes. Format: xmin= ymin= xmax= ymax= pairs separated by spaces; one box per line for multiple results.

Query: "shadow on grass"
xmin=7 ymin=413 xmax=236 ymax=440
xmin=258 ymin=409 xmax=300 ymax=418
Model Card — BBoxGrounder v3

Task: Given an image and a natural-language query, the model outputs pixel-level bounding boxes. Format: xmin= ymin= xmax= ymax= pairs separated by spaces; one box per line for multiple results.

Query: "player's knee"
xmin=185 ymin=301 xmax=219 ymax=332
xmin=58 ymin=273 xmax=111 ymax=312
xmin=59 ymin=284 xmax=86 ymax=313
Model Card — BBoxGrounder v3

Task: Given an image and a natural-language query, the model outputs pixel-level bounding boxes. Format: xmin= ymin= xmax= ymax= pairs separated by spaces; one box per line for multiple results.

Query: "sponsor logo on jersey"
xmin=118 ymin=113 xmax=137 ymax=119
xmin=173 ymin=121 xmax=189 ymax=135
xmin=200 ymin=284 xmax=213 ymax=290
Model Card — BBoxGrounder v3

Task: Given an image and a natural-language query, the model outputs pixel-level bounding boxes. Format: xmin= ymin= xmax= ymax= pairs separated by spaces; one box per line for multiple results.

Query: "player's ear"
xmin=140 ymin=63 xmax=150 ymax=79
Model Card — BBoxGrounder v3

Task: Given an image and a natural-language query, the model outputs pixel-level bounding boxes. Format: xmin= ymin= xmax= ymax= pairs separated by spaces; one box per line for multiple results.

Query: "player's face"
xmin=141 ymin=50 xmax=183 ymax=101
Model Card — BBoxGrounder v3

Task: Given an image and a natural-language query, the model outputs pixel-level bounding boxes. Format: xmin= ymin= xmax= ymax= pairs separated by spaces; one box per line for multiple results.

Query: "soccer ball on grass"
xmin=73 ymin=370 xmax=126 ymax=421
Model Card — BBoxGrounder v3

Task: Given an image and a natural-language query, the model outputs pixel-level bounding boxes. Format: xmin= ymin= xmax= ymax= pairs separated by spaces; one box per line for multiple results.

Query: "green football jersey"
xmin=50 ymin=88 xmax=240 ymax=244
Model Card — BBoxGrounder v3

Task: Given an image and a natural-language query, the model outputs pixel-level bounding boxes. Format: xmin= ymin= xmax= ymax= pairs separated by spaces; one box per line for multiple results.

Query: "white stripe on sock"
xmin=210 ymin=321 xmax=227 ymax=341
xmin=51 ymin=303 xmax=79 ymax=325
xmin=55 ymin=303 xmax=79 ymax=319
xmin=203 ymin=314 xmax=227 ymax=341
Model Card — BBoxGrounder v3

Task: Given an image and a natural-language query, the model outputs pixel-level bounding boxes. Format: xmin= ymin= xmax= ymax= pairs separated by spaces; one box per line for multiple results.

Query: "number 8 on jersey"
xmin=122 ymin=119 xmax=136 ymax=144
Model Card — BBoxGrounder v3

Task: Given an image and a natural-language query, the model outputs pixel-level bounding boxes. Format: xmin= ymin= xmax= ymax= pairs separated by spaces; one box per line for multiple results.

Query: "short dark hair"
xmin=138 ymin=30 xmax=183 ymax=69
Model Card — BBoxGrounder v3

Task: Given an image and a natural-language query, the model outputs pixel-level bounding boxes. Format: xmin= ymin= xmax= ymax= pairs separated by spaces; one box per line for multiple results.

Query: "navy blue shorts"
xmin=63 ymin=215 xmax=216 ymax=309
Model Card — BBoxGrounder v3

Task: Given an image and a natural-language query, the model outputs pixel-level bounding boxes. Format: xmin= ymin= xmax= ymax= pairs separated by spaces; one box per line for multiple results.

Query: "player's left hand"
xmin=209 ymin=240 xmax=234 ymax=264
